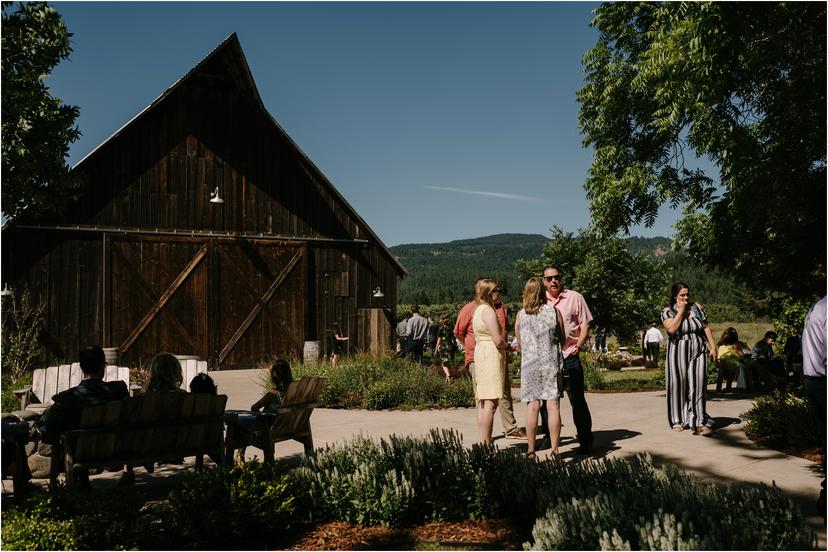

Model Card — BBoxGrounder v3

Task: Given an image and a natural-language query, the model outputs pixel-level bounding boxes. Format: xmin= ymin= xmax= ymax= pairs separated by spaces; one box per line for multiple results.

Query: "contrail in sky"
xmin=424 ymin=186 xmax=545 ymax=202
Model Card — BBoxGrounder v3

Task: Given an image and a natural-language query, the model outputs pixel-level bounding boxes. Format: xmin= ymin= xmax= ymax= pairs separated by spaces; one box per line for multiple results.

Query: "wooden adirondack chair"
xmin=14 ymin=364 xmax=132 ymax=412
xmin=224 ymin=376 xmax=325 ymax=464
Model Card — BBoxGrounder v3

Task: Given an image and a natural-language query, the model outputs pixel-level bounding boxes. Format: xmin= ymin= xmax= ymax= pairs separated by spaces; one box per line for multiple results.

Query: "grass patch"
xmin=708 ymin=321 xmax=772 ymax=349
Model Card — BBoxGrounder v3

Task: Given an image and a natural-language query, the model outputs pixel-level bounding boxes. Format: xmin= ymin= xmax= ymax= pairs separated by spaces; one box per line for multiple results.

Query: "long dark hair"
xmin=717 ymin=327 xmax=739 ymax=347
xmin=270 ymin=359 xmax=293 ymax=394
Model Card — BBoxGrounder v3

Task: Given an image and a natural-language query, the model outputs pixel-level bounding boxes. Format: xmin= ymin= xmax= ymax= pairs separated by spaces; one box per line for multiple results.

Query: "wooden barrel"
xmin=102 ymin=347 xmax=120 ymax=365
xmin=303 ymin=341 xmax=320 ymax=363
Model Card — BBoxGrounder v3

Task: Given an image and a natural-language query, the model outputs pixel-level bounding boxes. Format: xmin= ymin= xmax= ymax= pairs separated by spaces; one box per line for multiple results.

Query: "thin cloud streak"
xmin=424 ymin=185 xmax=547 ymax=202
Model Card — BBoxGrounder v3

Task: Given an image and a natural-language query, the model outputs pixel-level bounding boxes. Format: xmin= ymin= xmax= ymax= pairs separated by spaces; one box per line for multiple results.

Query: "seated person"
xmin=37 ymin=346 xmax=129 ymax=486
xmin=38 ymin=346 xmax=129 ymax=445
xmin=234 ymin=360 xmax=294 ymax=461
xmin=189 ymin=372 xmax=217 ymax=395
xmin=750 ymin=331 xmax=786 ymax=389
xmin=716 ymin=327 xmax=745 ymax=392
xmin=121 ymin=353 xmax=186 ymax=485
xmin=145 ymin=353 xmax=186 ymax=393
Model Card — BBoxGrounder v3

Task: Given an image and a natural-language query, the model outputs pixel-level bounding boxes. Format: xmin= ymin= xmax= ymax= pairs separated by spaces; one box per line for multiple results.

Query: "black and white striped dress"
xmin=661 ymin=304 xmax=712 ymax=429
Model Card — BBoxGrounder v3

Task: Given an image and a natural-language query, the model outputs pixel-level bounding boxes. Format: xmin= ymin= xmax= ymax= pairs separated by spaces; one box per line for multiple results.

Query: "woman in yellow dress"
xmin=472 ymin=279 xmax=508 ymax=444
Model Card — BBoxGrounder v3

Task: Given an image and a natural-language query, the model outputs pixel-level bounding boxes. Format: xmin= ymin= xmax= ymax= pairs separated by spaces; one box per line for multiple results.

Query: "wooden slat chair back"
xmin=261 ymin=376 xmax=325 ymax=458
xmin=15 ymin=364 xmax=131 ymax=411
xmin=53 ymin=393 xmax=227 ymax=487
xmin=180 ymin=360 xmax=208 ymax=391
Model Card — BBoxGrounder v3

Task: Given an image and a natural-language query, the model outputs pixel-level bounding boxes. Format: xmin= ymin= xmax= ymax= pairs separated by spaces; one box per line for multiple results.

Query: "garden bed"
xmin=285 ymin=519 xmax=526 ymax=550
xmin=2 ymin=430 xmax=813 ymax=550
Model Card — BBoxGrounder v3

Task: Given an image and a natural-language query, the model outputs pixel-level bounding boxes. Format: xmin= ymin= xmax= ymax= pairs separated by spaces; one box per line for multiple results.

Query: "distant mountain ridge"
xmin=391 ymin=233 xmax=673 ymax=304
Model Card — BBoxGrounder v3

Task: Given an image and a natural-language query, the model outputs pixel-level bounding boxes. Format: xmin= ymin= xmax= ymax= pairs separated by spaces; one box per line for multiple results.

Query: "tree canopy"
xmin=516 ymin=226 xmax=670 ymax=344
xmin=2 ymin=1 xmax=80 ymax=220
xmin=578 ymin=2 xmax=826 ymax=305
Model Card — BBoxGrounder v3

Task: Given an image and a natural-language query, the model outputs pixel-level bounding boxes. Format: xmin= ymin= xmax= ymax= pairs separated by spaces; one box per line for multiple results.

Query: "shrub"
xmin=165 ymin=461 xmax=308 ymax=549
xmin=2 ymin=371 xmax=32 ymax=412
xmin=294 ymin=429 xmax=501 ymax=526
xmin=741 ymin=387 xmax=820 ymax=450
xmin=439 ymin=377 xmax=475 ymax=407
xmin=292 ymin=353 xmax=473 ymax=410
xmin=1 ymin=486 xmax=155 ymax=550
xmin=526 ymin=462 xmax=814 ymax=551
xmin=582 ymin=356 xmax=606 ymax=391
xmin=1 ymin=287 xmax=46 ymax=383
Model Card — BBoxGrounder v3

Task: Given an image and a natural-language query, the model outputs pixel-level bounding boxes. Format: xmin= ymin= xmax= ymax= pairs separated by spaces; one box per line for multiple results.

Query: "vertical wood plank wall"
xmin=2 ymin=70 xmax=400 ymax=366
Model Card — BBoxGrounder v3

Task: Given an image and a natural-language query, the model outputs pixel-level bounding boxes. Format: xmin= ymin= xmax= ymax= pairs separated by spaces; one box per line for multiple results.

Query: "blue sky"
xmin=48 ymin=1 xmax=685 ymax=246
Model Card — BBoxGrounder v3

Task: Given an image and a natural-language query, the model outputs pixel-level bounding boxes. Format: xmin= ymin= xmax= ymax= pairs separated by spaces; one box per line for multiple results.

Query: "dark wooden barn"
xmin=2 ymin=33 xmax=406 ymax=369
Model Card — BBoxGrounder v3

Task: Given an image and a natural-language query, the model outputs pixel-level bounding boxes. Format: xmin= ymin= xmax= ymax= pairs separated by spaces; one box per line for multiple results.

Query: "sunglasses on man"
xmin=544 ymin=275 xmax=561 ymax=282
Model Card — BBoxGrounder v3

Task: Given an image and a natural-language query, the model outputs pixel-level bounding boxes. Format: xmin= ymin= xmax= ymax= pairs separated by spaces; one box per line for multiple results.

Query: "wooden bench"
xmin=224 ymin=376 xmax=325 ymax=464
xmin=51 ymin=392 xmax=227 ymax=488
xmin=14 ymin=361 xmax=208 ymax=411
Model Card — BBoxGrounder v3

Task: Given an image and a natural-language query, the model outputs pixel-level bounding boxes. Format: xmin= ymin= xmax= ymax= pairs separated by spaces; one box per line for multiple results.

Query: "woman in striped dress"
xmin=661 ymin=282 xmax=718 ymax=435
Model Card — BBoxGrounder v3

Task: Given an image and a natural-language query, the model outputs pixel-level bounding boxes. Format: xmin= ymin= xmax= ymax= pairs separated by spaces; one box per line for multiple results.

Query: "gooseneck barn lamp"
xmin=372 ymin=287 xmax=385 ymax=298
xmin=209 ymin=186 xmax=224 ymax=204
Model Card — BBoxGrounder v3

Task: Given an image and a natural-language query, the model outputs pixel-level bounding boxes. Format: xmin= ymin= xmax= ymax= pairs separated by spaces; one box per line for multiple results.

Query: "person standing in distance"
xmin=539 ymin=266 xmax=594 ymax=454
xmin=643 ymin=322 xmax=664 ymax=364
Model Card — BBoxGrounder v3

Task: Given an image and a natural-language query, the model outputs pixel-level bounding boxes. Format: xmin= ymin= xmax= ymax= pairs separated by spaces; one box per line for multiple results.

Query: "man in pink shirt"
xmin=540 ymin=265 xmax=594 ymax=454
xmin=454 ymin=279 xmax=525 ymax=439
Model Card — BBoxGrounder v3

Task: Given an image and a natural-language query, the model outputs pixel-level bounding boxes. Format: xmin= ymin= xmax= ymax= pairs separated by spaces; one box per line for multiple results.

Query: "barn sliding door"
xmin=104 ymin=235 xmax=306 ymax=368
xmin=104 ymin=236 xmax=208 ymax=365
xmin=211 ymin=239 xmax=306 ymax=367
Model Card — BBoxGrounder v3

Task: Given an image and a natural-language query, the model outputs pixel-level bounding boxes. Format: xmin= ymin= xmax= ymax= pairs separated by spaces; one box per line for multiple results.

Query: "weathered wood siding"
xmin=2 ymin=37 xmax=400 ymax=367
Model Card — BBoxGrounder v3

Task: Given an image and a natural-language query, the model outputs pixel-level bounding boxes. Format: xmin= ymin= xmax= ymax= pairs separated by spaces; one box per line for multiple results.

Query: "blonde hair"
xmin=522 ymin=277 xmax=545 ymax=315
xmin=475 ymin=279 xmax=498 ymax=309
xmin=146 ymin=353 xmax=183 ymax=392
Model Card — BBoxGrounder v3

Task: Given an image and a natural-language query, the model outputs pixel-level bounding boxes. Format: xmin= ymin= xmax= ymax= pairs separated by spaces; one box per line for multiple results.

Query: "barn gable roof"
xmin=73 ymin=33 xmax=406 ymax=276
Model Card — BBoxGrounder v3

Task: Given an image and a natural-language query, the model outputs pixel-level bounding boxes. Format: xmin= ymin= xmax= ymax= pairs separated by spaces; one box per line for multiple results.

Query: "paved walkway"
xmin=8 ymin=368 xmax=825 ymax=547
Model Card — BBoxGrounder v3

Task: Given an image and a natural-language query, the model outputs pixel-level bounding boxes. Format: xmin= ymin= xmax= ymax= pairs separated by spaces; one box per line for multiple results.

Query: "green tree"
xmin=2 ymin=1 xmax=81 ymax=220
xmin=577 ymin=2 xmax=826 ymax=307
xmin=516 ymin=227 xmax=670 ymax=344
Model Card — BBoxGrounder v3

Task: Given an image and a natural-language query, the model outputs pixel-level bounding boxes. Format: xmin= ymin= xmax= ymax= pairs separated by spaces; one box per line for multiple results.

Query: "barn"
xmin=1 ymin=33 xmax=406 ymax=369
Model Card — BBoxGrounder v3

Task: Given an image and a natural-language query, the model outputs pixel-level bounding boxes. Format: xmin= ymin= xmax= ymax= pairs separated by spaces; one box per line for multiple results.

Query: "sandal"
xmin=672 ymin=424 xmax=685 ymax=432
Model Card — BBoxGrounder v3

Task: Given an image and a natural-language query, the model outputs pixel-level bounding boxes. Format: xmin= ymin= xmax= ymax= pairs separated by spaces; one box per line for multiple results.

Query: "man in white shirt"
xmin=802 ymin=295 xmax=826 ymax=517
xmin=643 ymin=322 xmax=664 ymax=363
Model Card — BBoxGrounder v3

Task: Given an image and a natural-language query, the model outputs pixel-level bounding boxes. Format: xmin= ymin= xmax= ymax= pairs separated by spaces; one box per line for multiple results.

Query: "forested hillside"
xmin=392 ymin=233 xmax=749 ymax=310
xmin=392 ymin=234 xmax=548 ymax=304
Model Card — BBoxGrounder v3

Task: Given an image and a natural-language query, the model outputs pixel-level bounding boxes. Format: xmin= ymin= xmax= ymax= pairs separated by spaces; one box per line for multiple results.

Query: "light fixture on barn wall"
xmin=372 ymin=287 xmax=385 ymax=298
xmin=0 ymin=283 xmax=11 ymax=297
xmin=209 ymin=186 xmax=224 ymax=204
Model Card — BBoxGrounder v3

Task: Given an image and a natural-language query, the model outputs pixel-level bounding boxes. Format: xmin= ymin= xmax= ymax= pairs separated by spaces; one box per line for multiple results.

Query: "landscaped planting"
xmin=741 ymin=386 xmax=821 ymax=452
xmin=1 ymin=430 xmax=813 ymax=550
xmin=284 ymin=353 xmax=475 ymax=410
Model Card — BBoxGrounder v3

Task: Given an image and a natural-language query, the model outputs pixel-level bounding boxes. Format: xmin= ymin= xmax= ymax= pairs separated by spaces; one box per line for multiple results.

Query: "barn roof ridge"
xmin=73 ymin=33 xmax=406 ymax=276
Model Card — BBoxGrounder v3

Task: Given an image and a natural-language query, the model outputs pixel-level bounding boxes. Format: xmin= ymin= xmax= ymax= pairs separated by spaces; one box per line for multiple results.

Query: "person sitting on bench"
xmin=38 ymin=346 xmax=129 ymax=487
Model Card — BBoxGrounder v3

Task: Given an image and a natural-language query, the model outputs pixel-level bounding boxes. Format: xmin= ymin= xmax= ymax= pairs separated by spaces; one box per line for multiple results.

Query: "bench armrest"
xmin=13 ymin=386 xmax=33 ymax=410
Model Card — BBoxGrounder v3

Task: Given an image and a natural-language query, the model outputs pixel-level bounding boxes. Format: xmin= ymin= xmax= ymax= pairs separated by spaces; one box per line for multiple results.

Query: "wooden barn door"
xmin=211 ymin=239 xmax=306 ymax=368
xmin=104 ymin=235 xmax=208 ymax=366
